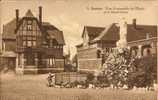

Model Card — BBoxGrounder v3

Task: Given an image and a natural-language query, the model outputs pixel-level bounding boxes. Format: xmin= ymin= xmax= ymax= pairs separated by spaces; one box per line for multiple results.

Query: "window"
xmin=50 ymin=58 xmax=52 ymax=66
xmin=27 ymin=41 xmax=32 ymax=47
xmin=23 ymin=41 xmax=26 ymax=46
xmin=27 ymin=20 xmax=32 ymax=31
xmin=49 ymin=39 xmax=58 ymax=47
xmin=48 ymin=58 xmax=55 ymax=67
xmin=33 ymin=41 xmax=36 ymax=46
xmin=22 ymin=36 xmax=36 ymax=47
xmin=27 ymin=25 xmax=32 ymax=30
xmin=23 ymin=41 xmax=36 ymax=47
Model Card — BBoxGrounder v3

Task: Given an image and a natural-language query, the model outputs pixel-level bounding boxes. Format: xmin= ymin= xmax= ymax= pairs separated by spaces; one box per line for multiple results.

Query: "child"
xmin=47 ymin=72 xmax=55 ymax=87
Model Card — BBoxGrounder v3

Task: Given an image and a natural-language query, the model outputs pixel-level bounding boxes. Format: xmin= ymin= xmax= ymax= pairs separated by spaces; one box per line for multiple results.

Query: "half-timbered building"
xmin=1 ymin=7 xmax=65 ymax=74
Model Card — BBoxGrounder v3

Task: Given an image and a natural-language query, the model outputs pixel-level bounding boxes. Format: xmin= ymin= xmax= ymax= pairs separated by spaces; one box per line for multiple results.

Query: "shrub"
xmin=86 ymin=73 xmax=95 ymax=83
xmin=127 ymin=56 xmax=154 ymax=89
xmin=102 ymin=48 xmax=131 ymax=88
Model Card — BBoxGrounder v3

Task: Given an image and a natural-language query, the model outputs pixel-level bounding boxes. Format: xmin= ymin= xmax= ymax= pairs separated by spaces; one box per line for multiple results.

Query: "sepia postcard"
xmin=0 ymin=0 xmax=157 ymax=100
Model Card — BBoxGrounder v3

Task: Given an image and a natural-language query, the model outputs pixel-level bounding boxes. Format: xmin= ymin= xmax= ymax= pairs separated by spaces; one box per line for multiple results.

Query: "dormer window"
xmin=49 ymin=39 xmax=58 ymax=48
xmin=27 ymin=20 xmax=32 ymax=31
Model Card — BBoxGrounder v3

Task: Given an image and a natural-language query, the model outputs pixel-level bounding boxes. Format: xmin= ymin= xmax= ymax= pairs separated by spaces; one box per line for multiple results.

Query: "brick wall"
xmin=77 ymin=42 xmax=116 ymax=72
xmin=55 ymin=59 xmax=64 ymax=68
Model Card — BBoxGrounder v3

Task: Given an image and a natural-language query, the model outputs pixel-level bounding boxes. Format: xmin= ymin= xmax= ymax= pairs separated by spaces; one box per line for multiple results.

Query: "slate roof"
xmin=81 ymin=23 xmax=157 ymax=44
xmin=2 ymin=18 xmax=17 ymax=40
xmin=42 ymin=22 xmax=65 ymax=45
xmin=46 ymin=30 xmax=65 ymax=45
xmin=92 ymin=23 xmax=119 ymax=42
xmin=82 ymin=26 xmax=105 ymax=38
xmin=42 ymin=22 xmax=59 ymax=31
xmin=126 ymin=24 xmax=157 ymax=42
xmin=2 ymin=10 xmax=65 ymax=45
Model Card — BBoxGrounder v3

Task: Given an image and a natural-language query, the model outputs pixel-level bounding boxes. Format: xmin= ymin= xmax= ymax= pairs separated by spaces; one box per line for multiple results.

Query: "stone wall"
xmin=78 ymin=59 xmax=102 ymax=72
xmin=77 ymin=46 xmax=102 ymax=72
xmin=77 ymin=47 xmax=98 ymax=59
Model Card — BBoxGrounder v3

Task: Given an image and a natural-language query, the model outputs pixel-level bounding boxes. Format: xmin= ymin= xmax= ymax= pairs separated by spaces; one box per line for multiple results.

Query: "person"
xmin=47 ymin=72 xmax=55 ymax=87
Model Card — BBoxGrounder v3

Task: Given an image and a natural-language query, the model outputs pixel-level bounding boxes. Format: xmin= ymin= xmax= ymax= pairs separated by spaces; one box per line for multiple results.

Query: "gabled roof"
xmin=25 ymin=9 xmax=34 ymax=17
xmin=82 ymin=26 xmax=105 ymax=38
xmin=2 ymin=18 xmax=17 ymax=40
xmin=46 ymin=30 xmax=65 ymax=45
xmin=92 ymin=23 xmax=119 ymax=42
xmin=126 ymin=24 xmax=157 ymax=42
xmin=42 ymin=22 xmax=59 ymax=31
xmin=83 ymin=23 xmax=119 ymax=43
xmin=3 ymin=19 xmax=65 ymax=45
xmin=82 ymin=23 xmax=157 ymax=44
xmin=42 ymin=22 xmax=65 ymax=45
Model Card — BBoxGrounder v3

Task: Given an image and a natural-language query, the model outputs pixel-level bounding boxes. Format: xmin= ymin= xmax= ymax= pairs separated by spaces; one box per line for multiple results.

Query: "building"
xmin=1 ymin=18 xmax=17 ymax=71
xmin=0 ymin=7 xmax=65 ymax=74
xmin=76 ymin=19 xmax=157 ymax=73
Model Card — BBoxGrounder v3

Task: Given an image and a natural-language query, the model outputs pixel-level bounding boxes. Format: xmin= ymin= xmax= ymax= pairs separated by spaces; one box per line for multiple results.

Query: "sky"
xmin=0 ymin=0 xmax=158 ymax=58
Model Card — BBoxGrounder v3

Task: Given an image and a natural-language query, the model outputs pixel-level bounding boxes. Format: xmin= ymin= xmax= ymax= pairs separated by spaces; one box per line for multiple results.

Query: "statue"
xmin=117 ymin=18 xmax=127 ymax=48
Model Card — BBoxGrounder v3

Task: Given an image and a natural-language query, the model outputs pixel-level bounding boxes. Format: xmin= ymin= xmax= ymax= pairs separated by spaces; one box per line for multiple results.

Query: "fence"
xmin=55 ymin=72 xmax=87 ymax=85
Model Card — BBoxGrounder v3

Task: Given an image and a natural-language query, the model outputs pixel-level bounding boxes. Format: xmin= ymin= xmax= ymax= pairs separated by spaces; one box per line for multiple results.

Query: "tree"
xmin=127 ymin=56 xmax=154 ymax=90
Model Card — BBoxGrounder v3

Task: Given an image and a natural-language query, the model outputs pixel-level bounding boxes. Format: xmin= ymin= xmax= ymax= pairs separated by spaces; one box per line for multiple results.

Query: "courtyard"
xmin=0 ymin=72 xmax=157 ymax=100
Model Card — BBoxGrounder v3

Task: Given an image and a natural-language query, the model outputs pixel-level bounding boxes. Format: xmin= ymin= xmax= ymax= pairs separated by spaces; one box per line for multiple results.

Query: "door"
xmin=25 ymin=50 xmax=35 ymax=66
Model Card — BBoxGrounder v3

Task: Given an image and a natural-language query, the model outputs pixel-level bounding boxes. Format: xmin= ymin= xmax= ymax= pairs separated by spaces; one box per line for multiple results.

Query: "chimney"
xmin=16 ymin=9 xmax=19 ymax=28
xmin=39 ymin=6 xmax=42 ymax=24
xmin=133 ymin=18 xmax=137 ymax=28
